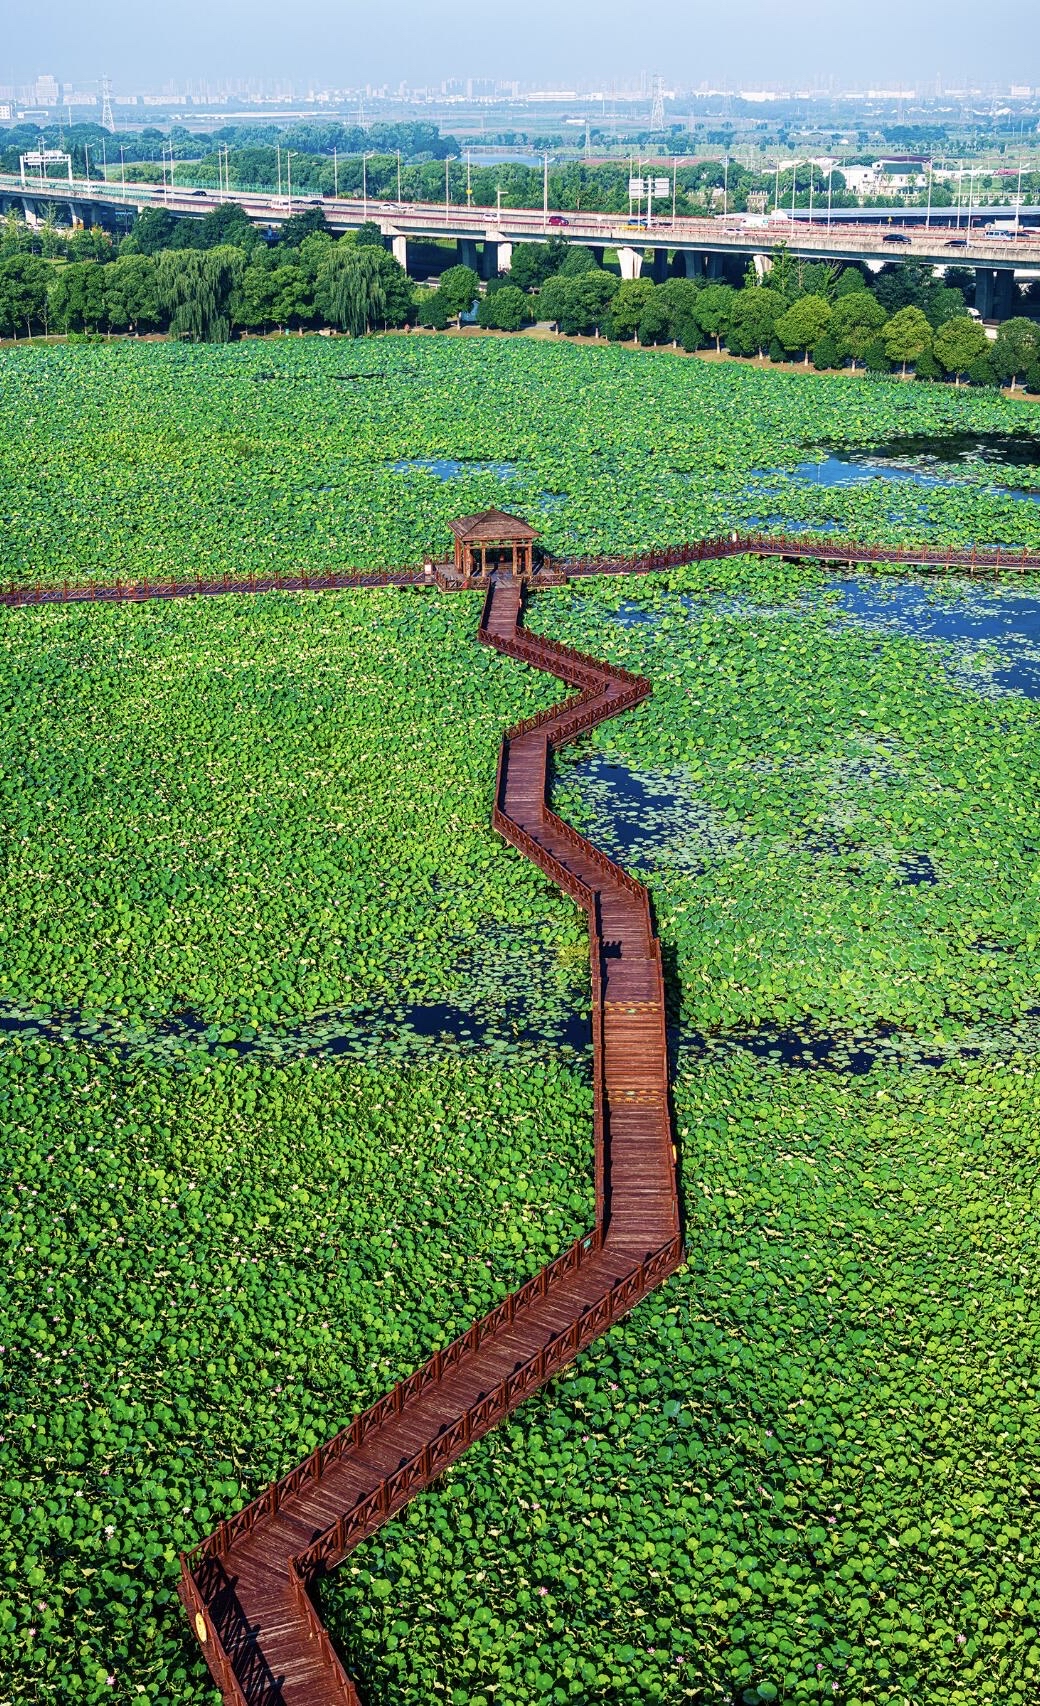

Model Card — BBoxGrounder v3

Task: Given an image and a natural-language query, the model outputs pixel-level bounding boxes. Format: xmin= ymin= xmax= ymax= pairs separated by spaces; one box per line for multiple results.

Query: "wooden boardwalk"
xmin=177 ymin=576 xmax=682 ymax=1705
xmin=4 ymin=532 xmax=1040 ymax=612
xmin=11 ymin=529 xmax=1033 ymax=1703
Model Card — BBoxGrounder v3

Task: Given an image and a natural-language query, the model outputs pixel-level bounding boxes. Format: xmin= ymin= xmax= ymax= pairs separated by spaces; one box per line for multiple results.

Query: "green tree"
xmin=830 ymin=292 xmax=887 ymax=370
xmin=436 ymin=263 xmax=480 ymax=320
xmin=122 ymin=206 xmax=180 ymax=255
xmin=0 ymin=254 xmax=50 ymax=337
xmin=834 ymin=266 xmax=870 ymax=297
xmin=775 ymin=294 xmax=832 ymax=365
xmin=765 ymin=243 xmax=799 ymax=303
xmin=726 ymin=286 xmax=785 ymax=357
xmin=48 ymin=262 xmax=107 ymax=333
xmin=693 ymin=282 xmax=734 ymax=351
xmin=537 ymin=275 xmax=572 ymax=325
xmin=933 ymin=314 xmax=990 ymax=385
xmin=558 ymin=245 xmax=599 ymax=277
xmin=476 ymin=285 xmax=530 ymax=331
xmin=234 ymin=262 xmax=280 ymax=331
xmin=638 ymin=296 xmax=671 ymax=346
xmin=103 ymin=255 xmax=159 ymax=333
xmin=882 ymin=305 xmax=933 ymax=376
xmin=508 ymin=242 xmax=561 ymax=292
xmin=315 ymin=243 xmax=412 ymax=334
xmin=155 ymin=245 xmax=245 ymax=342
xmin=607 ymin=279 xmax=658 ymax=342
xmin=278 ymin=208 xmax=331 ymax=249
xmin=195 ymin=203 xmax=259 ymax=253
xmin=656 ymin=277 xmax=703 ymax=349
xmin=812 ymin=333 xmax=840 ymax=369
xmin=991 ymin=318 xmax=1039 ymax=391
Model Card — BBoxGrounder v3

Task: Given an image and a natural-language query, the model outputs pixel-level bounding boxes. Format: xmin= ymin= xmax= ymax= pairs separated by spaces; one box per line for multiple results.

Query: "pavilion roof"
xmin=447 ymin=508 xmax=540 ymax=543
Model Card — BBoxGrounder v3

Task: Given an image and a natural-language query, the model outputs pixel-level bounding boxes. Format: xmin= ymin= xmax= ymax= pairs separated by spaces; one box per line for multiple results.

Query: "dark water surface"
xmin=782 ymin=432 xmax=1040 ymax=504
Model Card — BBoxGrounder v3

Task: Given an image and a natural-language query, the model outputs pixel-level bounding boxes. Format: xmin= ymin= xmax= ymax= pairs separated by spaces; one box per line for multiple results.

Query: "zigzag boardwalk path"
xmin=13 ymin=533 xmax=1035 ymax=1702
xmin=177 ymin=575 xmax=682 ymax=1705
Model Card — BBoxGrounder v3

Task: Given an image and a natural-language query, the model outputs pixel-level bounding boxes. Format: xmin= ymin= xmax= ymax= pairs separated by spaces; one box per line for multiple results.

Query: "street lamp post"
xmin=543 ymin=151 xmax=549 ymax=228
xmin=286 ymin=150 xmax=293 ymax=216
xmin=1016 ymin=159 xmax=1024 ymax=235
xmin=333 ymin=146 xmax=338 ymax=199
xmin=397 ymin=148 xmax=402 ymax=203
xmin=925 ymin=157 xmax=933 ymax=229
xmin=120 ymin=145 xmax=125 ymax=201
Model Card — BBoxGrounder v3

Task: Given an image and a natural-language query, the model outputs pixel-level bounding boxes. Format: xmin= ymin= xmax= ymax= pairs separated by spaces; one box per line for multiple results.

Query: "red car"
xmin=547 ymin=215 xmax=569 ymax=227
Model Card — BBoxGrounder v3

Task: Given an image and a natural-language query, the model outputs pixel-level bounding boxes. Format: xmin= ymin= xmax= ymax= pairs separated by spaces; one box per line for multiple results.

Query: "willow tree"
xmin=316 ymin=240 xmax=412 ymax=336
xmin=155 ymin=244 xmax=244 ymax=343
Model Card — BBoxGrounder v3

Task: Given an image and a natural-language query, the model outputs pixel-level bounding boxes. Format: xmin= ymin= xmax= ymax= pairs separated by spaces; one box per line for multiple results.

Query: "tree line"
xmin=1 ymin=204 xmax=1039 ymax=391
xmin=458 ymin=242 xmax=1040 ymax=391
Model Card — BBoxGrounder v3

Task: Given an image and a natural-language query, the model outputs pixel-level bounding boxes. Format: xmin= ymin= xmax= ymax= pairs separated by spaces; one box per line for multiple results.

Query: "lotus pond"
xmin=3 ymin=338 xmax=1040 ymax=1706
xmin=317 ymin=556 xmax=1040 ymax=1706
xmin=2 ymin=336 xmax=1040 ymax=589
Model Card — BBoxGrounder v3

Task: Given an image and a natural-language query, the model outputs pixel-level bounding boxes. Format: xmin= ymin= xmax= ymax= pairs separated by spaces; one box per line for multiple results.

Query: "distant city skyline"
xmin=1 ymin=0 xmax=1037 ymax=97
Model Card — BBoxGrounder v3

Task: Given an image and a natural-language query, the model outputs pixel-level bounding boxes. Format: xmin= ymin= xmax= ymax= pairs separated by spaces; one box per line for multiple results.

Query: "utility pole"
xmin=100 ymin=74 xmax=114 ymax=133
xmin=543 ymin=151 xmax=549 ymax=227
xmin=397 ymin=148 xmax=402 ymax=202
xmin=277 ymin=144 xmax=282 ymax=201
xmin=333 ymin=146 xmax=338 ymax=198
xmin=287 ymin=150 xmax=293 ymax=216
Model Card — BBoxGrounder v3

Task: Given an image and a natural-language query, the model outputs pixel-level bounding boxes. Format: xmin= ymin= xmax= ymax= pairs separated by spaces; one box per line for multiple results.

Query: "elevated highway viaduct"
xmin=3 ymin=174 xmax=1038 ymax=321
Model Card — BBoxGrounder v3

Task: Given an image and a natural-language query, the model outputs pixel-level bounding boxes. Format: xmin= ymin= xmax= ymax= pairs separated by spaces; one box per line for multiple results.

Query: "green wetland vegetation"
xmin=2 ymin=335 xmax=1040 ymax=1706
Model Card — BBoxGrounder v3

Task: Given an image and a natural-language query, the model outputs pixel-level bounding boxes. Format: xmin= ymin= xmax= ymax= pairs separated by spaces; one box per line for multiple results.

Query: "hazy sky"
xmin=3 ymin=0 xmax=1037 ymax=92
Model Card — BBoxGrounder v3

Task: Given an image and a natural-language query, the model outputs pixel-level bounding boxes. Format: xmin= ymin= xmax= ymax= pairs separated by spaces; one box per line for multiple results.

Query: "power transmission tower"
xmin=100 ymin=74 xmax=114 ymax=132
xmin=650 ymin=76 xmax=665 ymax=133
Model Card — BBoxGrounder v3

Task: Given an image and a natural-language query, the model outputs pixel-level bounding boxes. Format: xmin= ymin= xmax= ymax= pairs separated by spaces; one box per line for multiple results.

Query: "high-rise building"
xmin=34 ymin=74 xmax=59 ymax=106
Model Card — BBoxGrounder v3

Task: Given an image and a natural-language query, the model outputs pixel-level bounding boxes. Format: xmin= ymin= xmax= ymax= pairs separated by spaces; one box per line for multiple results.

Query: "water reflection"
xmin=390 ymin=457 xmax=520 ymax=480
xmin=832 ymin=576 xmax=1040 ymax=699
xmin=782 ymin=437 xmax=1040 ymax=505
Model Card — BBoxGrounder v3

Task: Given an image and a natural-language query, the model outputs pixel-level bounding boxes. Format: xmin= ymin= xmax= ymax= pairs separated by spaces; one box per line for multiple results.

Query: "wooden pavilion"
xmin=447 ymin=509 xmax=540 ymax=585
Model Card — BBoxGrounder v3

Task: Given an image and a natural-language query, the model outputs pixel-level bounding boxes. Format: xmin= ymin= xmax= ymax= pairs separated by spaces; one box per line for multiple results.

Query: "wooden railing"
xmin=293 ymin=1234 xmax=682 ymax=1580
xmin=184 ymin=1222 xmax=605 ymax=1568
xmin=6 ymin=533 xmax=1039 ymax=615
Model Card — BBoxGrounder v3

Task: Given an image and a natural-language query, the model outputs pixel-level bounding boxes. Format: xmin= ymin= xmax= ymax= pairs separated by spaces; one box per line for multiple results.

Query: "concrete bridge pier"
xmin=649 ymin=247 xmax=669 ymax=283
xmin=589 ymin=246 xmax=604 ymax=268
xmin=671 ymin=249 xmax=706 ymax=279
xmin=616 ymin=246 xmax=644 ymax=282
xmin=751 ymin=252 xmax=769 ymax=281
xmin=457 ymin=237 xmax=480 ymax=272
xmin=974 ymin=267 xmax=1016 ymax=321
xmin=391 ymin=234 xmax=408 ymax=270
xmin=481 ymin=238 xmax=511 ymax=278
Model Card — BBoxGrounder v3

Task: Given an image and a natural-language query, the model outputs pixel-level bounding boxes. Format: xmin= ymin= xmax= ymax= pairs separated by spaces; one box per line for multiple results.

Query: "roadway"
xmin=4 ymin=172 xmax=1040 ymax=280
